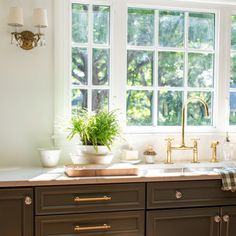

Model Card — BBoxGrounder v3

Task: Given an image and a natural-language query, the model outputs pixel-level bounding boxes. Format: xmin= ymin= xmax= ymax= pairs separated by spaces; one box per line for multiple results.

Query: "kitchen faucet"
xmin=165 ymin=97 xmax=209 ymax=164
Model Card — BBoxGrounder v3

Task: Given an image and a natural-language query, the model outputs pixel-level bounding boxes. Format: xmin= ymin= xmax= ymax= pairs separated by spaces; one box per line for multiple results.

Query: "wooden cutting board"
xmin=65 ymin=163 xmax=139 ymax=177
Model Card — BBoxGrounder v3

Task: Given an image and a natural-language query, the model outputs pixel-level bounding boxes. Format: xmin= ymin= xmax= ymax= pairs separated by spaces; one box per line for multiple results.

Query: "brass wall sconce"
xmin=8 ymin=7 xmax=48 ymax=50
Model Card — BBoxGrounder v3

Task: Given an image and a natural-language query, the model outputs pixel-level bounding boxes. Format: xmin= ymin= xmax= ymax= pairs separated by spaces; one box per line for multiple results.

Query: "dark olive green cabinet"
xmin=147 ymin=207 xmax=220 ymax=236
xmin=2 ymin=180 xmax=236 ymax=236
xmin=0 ymin=188 xmax=33 ymax=236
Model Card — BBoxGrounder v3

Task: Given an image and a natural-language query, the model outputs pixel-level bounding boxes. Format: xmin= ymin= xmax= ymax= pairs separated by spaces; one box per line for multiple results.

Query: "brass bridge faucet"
xmin=165 ymin=97 xmax=209 ymax=164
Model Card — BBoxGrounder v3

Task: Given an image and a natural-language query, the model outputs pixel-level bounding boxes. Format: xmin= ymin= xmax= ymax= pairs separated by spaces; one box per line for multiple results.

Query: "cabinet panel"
xmin=36 ymin=183 xmax=145 ymax=215
xmin=36 ymin=210 xmax=145 ymax=236
xmin=147 ymin=207 xmax=220 ymax=236
xmin=221 ymin=206 xmax=236 ymax=236
xmin=147 ymin=180 xmax=236 ymax=209
xmin=0 ymin=188 xmax=33 ymax=236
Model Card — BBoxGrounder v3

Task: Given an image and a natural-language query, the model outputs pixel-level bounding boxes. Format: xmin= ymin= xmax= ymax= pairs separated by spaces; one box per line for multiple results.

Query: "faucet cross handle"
xmin=165 ymin=138 xmax=174 ymax=143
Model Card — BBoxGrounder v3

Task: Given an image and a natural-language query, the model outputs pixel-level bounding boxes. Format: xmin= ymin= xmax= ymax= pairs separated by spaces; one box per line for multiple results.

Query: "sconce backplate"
xmin=15 ymin=30 xmax=39 ymax=50
xmin=20 ymin=31 xmax=35 ymax=50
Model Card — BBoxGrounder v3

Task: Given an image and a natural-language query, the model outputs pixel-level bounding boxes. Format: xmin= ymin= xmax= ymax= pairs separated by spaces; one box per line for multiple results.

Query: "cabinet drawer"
xmin=147 ymin=180 xmax=236 ymax=209
xmin=35 ymin=183 xmax=145 ymax=215
xmin=36 ymin=210 xmax=145 ymax=236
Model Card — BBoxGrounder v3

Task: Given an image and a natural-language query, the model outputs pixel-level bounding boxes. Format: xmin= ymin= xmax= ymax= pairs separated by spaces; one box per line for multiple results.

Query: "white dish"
xmin=121 ymin=160 xmax=141 ymax=164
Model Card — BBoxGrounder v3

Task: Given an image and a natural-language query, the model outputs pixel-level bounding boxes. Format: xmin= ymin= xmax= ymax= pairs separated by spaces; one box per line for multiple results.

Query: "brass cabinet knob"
xmin=24 ymin=196 xmax=32 ymax=205
xmin=214 ymin=216 xmax=222 ymax=223
xmin=223 ymin=215 xmax=229 ymax=222
xmin=175 ymin=191 xmax=183 ymax=199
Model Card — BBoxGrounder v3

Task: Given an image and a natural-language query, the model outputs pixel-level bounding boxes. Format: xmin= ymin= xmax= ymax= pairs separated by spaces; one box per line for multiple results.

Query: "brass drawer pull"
xmin=74 ymin=196 xmax=112 ymax=203
xmin=74 ymin=224 xmax=111 ymax=232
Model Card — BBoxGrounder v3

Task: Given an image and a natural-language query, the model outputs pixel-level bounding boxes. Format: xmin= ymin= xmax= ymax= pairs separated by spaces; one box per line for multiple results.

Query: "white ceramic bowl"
xmin=39 ymin=148 xmax=61 ymax=168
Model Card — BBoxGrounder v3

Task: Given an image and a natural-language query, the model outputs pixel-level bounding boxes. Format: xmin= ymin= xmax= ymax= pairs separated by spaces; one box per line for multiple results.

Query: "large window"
xmin=56 ymin=1 xmax=236 ymax=133
xmin=230 ymin=15 xmax=236 ymax=125
xmin=71 ymin=3 xmax=111 ymax=114
xmin=126 ymin=8 xmax=216 ymax=127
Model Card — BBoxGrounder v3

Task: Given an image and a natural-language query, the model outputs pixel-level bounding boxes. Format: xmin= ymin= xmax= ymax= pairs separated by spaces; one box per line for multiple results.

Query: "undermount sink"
xmin=185 ymin=167 xmax=224 ymax=173
xmin=145 ymin=164 xmax=235 ymax=175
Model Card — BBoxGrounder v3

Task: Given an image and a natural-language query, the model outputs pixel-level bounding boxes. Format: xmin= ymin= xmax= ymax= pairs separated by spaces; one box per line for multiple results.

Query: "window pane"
xmin=128 ymin=8 xmax=154 ymax=46
xmin=72 ymin=4 xmax=88 ymax=43
xmin=72 ymin=89 xmax=88 ymax=113
xmin=159 ymin=11 xmax=184 ymax=48
xmin=127 ymin=50 xmax=154 ymax=86
xmin=127 ymin=90 xmax=153 ymax=126
xmin=158 ymin=91 xmax=183 ymax=126
xmin=92 ymin=48 xmax=110 ymax=85
xmin=158 ymin=52 xmax=184 ymax=87
xmin=92 ymin=90 xmax=109 ymax=111
xmin=230 ymin=92 xmax=236 ymax=125
xmin=188 ymin=53 xmax=214 ymax=88
xmin=72 ymin=47 xmax=88 ymax=85
xmin=231 ymin=16 xmax=236 ymax=50
xmin=230 ymin=54 xmax=236 ymax=88
xmin=93 ymin=5 xmax=110 ymax=44
xmin=187 ymin=92 xmax=212 ymax=126
xmin=189 ymin=13 xmax=215 ymax=50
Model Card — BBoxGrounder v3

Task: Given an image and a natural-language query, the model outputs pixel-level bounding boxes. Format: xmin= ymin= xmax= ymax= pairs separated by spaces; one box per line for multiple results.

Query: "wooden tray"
xmin=65 ymin=163 xmax=139 ymax=177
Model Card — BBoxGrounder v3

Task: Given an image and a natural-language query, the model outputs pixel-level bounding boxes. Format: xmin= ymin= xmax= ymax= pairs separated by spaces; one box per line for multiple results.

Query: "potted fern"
xmin=67 ymin=109 xmax=120 ymax=164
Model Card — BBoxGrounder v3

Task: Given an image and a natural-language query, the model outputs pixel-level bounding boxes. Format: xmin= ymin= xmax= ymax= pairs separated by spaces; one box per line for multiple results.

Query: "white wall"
xmin=0 ymin=0 xmax=54 ymax=167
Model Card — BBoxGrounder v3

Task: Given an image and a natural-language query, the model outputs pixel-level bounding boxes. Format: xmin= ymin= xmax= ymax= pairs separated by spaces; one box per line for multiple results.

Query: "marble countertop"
xmin=0 ymin=162 xmax=230 ymax=187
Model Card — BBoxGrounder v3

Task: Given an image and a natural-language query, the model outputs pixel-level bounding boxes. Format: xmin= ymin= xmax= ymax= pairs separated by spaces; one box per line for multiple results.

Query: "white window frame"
xmin=54 ymin=0 xmax=236 ymax=136
xmin=229 ymin=11 xmax=236 ymax=127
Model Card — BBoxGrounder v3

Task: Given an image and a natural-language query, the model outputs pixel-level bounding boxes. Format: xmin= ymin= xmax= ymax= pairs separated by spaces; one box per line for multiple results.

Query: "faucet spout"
xmin=181 ymin=97 xmax=209 ymax=147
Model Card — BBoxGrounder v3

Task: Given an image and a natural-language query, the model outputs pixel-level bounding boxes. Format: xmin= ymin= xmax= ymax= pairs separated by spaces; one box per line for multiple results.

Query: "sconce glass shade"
xmin=33 ymin=8 xmax=48 ymax=28
xmin=8 ymin=7 xmax=24 ymax=27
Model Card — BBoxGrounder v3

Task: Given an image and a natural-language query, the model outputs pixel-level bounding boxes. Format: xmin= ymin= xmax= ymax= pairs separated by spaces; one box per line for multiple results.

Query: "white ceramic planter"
xmin=39 ymin=148 xmax=61 ymax=168
xmin=79 ymin=145 xmax=110 ymax=155
xmin=70 ymin=153 xmax=113 ymax=165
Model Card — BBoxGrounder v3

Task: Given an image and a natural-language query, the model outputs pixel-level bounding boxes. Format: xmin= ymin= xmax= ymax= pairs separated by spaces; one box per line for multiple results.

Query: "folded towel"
xmin=216 ymin=168 xmax=236 ymax=192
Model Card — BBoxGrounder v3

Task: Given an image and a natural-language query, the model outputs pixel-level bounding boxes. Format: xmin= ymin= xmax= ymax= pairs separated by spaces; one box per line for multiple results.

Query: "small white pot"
xmin=39 ymin=148 xmax=61 ymax=168
xmin=79 ymin=145 xmax=110 ymax=155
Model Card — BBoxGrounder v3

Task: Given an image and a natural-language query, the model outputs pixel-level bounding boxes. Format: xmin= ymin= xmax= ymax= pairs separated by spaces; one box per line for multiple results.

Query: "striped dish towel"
xmin=216 ymin=168 xmax=236 ymax=192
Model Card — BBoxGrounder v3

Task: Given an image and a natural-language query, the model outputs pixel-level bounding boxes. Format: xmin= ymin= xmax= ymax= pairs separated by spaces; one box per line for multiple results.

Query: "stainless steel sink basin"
xmin=184 ymin=167 xmax=224 ymax=173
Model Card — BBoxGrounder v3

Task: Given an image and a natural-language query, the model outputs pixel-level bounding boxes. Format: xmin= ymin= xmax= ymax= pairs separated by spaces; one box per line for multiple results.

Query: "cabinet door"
xmin=0 ymin=188 xmax=33 ymax=236
xmin=147 ymin=207 xmax=220 ymax=236
xmin=221 ymin=206 xmax=236 ymax=236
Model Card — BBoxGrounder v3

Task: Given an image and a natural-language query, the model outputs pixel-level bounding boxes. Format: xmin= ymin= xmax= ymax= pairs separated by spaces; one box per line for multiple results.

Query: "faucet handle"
xmin=165 ymin=138 xmax=174 ymax=143
xmin=211 ymin=141 xmax=219 ymax=148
